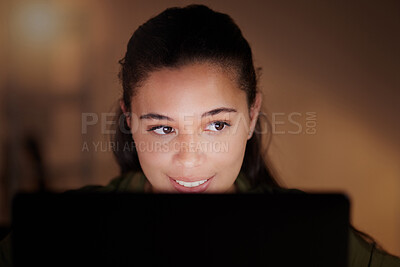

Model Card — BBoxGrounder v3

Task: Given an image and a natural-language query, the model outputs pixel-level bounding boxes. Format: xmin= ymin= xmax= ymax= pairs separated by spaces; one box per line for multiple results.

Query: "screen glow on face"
xmin=127 ymin=62 xmax=260 ymax=193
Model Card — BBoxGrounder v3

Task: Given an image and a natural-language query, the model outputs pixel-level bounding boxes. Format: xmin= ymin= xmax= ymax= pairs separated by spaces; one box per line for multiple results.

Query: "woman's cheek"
xmin=138 ymin=142 xmax=169 ymax=166
xmin=209 ymin=133 xmax=246 ymax=168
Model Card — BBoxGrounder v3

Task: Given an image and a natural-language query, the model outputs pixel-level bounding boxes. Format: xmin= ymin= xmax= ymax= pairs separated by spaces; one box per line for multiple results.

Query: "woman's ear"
xmin=248 ymin=92 xmax=262 ymax=140
xmin=120 ymin=99 xmax=131 ymax=129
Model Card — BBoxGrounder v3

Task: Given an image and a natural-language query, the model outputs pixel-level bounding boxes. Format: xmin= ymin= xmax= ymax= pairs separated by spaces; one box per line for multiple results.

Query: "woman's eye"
xmin=148 ymin=126 xmax=175 ymax=135
xmin=205 ymin=121 xmax=231 ymax=132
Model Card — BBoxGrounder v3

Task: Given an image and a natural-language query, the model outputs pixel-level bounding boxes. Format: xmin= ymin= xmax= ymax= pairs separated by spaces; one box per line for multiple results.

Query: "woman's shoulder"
xmin=0 ymin=232 xmax=12 ymax=267
xmin=348 ymin=227 xmax=400 ymax=266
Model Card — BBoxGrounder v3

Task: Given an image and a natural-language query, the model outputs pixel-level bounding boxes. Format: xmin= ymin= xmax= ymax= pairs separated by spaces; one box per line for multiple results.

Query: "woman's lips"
xmin=168 ymin=175 xmax=214 ymax=193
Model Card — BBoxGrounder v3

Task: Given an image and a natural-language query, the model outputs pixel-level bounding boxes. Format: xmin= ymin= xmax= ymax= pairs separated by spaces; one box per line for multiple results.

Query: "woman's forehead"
xmin=131 ymin=63 xmax=247 ymax=114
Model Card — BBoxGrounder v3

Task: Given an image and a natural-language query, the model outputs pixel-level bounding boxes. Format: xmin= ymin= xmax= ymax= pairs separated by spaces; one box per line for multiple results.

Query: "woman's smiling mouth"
xmin=168 ymin=175 xmax=215 ymax=193
xmin=174 ymin=179 xmax=208 ymax=187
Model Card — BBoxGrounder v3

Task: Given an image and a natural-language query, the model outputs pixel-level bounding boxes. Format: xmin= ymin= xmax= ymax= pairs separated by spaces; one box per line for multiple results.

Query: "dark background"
xmin=0 ymin=0 xmax=399 ymax=255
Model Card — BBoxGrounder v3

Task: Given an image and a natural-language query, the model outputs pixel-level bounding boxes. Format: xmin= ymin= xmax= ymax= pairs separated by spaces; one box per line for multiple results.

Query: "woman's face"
xmin=125 ymin=62 xmax=261 ymax=193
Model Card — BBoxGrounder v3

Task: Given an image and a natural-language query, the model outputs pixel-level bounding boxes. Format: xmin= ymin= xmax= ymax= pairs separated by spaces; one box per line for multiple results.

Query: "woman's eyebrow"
xmin=139 ymin=107 xmax=237 ymax=121
xmin=139 ymin=113 xmax=173 ymax=121
xmin=201 ymin=107 xmax=237 ymax=118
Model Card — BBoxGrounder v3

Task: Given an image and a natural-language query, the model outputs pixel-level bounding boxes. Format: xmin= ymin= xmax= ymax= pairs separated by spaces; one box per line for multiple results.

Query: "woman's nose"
xmin=172 ymin=133 xmax=205 ymax=168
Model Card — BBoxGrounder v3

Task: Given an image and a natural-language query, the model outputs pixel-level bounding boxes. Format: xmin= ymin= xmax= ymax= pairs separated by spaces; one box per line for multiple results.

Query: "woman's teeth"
xmin=175 ymin=179 xmax=208 ymax=187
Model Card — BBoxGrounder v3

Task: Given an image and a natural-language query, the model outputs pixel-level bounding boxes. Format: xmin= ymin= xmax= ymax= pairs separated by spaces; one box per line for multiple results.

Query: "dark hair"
xmin=113 ymin=4 xmax=280 ymax=189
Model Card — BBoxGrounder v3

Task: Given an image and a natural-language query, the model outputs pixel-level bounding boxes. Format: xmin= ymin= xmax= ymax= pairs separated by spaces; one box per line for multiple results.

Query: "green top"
xmin=1 ymin=171 xmax=399 ymax=267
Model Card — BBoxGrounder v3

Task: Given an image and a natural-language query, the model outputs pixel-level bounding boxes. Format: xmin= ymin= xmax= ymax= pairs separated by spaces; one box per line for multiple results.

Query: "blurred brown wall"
xmin=1 ymin=0 xmax=399 ymax=256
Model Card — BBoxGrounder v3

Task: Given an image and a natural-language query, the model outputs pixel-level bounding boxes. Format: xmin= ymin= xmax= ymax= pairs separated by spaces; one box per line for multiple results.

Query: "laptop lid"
xmin=12 ymin=192 xmax=349 ymax=267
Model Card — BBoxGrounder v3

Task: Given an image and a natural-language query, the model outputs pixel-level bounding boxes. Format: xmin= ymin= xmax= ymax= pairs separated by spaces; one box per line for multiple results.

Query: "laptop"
xmin=12 ymin=192 xmax=349 ymax=267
